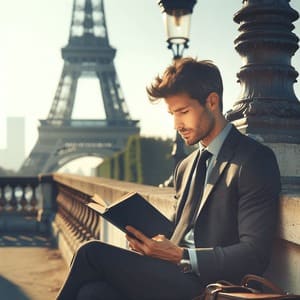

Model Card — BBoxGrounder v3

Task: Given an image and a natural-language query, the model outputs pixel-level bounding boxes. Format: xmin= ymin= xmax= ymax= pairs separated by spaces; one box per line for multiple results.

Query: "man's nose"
xmin=174 ymin=116 xmax=183 ymax=131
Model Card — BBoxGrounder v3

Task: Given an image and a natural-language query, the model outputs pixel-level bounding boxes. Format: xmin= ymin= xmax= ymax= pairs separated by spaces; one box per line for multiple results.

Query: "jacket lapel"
xmin=174 ymin=150 xmax=199 ymax=224
xmin=181 ymin=150 xmax=198 ymax=194
xmin=197 ymin=126 xmax=241 ymax=214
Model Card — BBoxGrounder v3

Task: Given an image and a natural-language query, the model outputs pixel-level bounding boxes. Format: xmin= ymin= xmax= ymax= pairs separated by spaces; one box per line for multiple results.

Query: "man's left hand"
xmin=125 ymin=225 xmax=183 ymax=264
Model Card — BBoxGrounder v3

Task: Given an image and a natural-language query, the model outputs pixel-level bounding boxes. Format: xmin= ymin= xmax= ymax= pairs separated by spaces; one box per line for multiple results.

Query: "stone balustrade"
xmin=0 ymin=176 xmax=40 ymax=212
xmin=0 ymin=176 xmax=42 ymax=232
xmin=0 ymin=173 xmax=299 ymax=293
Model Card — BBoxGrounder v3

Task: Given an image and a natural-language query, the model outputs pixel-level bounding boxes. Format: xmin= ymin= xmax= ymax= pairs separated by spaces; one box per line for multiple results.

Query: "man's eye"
xmin=181 ymin=110 xmax=189 ymax=114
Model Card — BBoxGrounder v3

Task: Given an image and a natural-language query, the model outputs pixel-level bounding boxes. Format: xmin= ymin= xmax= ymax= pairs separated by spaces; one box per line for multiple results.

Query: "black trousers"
xmin=56 ymin=240 xmax=204 ymax=300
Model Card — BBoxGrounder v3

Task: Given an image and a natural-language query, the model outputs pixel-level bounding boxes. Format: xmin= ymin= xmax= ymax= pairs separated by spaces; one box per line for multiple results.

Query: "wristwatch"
xmin=178 ymin=248 xmax=193 ymax=273
xmin=182 ymin=248 xmax=189 ymax=260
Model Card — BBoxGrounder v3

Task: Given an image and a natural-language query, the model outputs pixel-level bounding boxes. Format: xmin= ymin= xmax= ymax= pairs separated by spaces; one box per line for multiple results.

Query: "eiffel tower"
xmin=19 ymin=0 xmax=139 ymax=175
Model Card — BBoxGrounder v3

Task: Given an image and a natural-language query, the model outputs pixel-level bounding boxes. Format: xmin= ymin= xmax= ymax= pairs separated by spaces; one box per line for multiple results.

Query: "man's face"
xmin=165 ymin=93 xmax=216 ymax=146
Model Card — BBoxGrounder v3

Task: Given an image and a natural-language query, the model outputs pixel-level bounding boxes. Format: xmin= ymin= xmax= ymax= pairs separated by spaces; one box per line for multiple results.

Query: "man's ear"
xmin=206 ymin=92 xmax=219 ymax=111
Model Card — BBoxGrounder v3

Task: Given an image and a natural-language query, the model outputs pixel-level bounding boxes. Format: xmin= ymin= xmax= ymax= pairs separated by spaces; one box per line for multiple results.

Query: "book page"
xmin=110 ymin=191 xmax=137 ymax=207
xmin=91 ymin=193 xmax=109 ymax=207
xmin=87 ymin=202 xmax=107 ymax=214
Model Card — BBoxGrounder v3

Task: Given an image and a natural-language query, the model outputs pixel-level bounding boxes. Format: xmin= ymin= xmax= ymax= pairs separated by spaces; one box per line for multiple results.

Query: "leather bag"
xmin=195 ymin=274 xmax=300 ymax=300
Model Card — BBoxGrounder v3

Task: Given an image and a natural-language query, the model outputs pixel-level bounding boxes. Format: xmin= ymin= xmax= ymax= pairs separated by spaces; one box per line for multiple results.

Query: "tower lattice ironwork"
xmin=19 ymin=0 xmax=139 ymax=175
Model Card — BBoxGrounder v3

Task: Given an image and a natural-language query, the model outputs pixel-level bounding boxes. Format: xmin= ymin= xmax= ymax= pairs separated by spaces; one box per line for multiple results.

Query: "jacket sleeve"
xmin=195 ymin=146 xmax=281 ymax=284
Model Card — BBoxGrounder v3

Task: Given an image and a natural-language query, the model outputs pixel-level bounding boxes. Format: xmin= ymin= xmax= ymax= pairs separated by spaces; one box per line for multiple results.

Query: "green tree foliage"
xmin=124 ymin=135 xmax=143 ymax=183
xmin=97 ymin=158 xmax=111 ymax=178
xmin=112 ymin=151 xmax=124 ymax=180
xmin=96 ymin=136 xmax=174 ymax=186
xmin=139 ymin=137 xmax=173 ymax=186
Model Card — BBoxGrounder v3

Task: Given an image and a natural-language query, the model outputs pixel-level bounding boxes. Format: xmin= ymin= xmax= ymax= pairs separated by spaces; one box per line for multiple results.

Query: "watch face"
xmin=178 ymin=260 xmax=193 ymax=273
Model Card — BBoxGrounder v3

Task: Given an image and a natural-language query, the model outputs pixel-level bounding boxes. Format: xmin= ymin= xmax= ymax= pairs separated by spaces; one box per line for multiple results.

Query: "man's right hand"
xmin=125 ymin=225 xmax=183 ymax=264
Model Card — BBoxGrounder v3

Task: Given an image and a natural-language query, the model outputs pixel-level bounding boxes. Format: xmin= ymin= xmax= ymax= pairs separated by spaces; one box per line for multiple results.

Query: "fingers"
xmin=126 ymin=233 xmax=145 ymax=254
xmin=125 ymin=226 xmax=177 ymax=262
xmin=152 ymin=234 xmax=166 ymax=242
xmin=125 ymin=226 xmax=148 ymax=254
xmin=125 ymin=225 xmax=149 ymax=243
xmin=125 ymin=226 xmax=157 ymax=256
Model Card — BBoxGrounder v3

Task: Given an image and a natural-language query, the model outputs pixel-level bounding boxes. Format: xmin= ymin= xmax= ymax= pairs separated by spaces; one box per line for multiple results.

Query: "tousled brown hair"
xmin=146 ymin=57 xmax=223 ymax=111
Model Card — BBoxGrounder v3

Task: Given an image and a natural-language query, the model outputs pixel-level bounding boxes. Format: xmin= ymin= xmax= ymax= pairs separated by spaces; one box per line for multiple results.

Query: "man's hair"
xmin=146 ymin=57 xmax=223 ymax=111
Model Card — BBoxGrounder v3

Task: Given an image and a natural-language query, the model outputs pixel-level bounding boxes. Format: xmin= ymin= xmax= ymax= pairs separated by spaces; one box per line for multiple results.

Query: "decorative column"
xmin=226 ymin=0 xmax=300 ymax=186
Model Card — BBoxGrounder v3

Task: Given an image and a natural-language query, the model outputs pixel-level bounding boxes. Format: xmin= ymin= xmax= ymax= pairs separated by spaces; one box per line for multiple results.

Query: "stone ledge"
xmin=52 ymin=173 xmax=176 ymax=219
xmin=278 ymin=192 xmax=300 ymax=245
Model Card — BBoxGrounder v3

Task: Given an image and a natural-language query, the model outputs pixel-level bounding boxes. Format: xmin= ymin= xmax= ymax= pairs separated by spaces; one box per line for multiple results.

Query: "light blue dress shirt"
xmin=181 ymin=123 xmax=232 ymax=275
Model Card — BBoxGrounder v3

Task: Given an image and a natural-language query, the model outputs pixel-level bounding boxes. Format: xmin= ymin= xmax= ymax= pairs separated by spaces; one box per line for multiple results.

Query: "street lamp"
xmin=158 ymin=0 xmax=197 ymax=187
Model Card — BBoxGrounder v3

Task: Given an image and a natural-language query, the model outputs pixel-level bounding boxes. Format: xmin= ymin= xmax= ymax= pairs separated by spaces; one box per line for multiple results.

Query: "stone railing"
xmin=1 ymin=173 xmax=299 ymax=293
xmin=48 ymin=173 xmax=300 ymax=294
xmin=52 ymin=182 xmax=102 ymax=260
xmin=0 ymin=176 xmax=43 ymax=232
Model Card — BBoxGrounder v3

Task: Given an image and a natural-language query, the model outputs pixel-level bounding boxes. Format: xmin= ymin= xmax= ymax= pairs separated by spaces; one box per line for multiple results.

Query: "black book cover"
xmin=88 ymin=192 xmax=174 ymax=238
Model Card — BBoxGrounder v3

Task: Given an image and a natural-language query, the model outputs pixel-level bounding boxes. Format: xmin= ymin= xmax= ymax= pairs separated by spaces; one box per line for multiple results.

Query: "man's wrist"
xmin=177 ymin=248 xmax=192 ymax=273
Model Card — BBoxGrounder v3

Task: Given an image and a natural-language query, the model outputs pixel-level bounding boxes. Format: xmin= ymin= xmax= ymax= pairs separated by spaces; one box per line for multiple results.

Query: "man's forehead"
xmin=165 ymin=94 xmax=197 ymax=109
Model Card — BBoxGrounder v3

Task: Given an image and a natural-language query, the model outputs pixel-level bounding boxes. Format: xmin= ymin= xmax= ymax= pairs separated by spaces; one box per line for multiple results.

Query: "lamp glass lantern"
xmin=158 ymin=0 xmax=197 ymax=59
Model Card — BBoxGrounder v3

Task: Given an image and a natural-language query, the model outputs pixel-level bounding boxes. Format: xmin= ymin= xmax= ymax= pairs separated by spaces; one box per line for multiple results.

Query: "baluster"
xmin=24 ymin=185 xmax=32 ymax=212
xmin=54 ymin=184 xmax=104 ymax=246
xmin=29 ymin=184 xmax=38 ymax=212
xmin=89 ymin=210 xmax=101 ymax=240
xmin=18 ymin=185 xmax=27 ymax=212
xmin=72 ymin=199 xmax=82 ymax=238
xmin=0 ymin=185 xmax=6 ymax=212
xmin=5 ymin=184 xmax=15 ymax=211
xmin=82 ymin=206 xmax=93 ymax=240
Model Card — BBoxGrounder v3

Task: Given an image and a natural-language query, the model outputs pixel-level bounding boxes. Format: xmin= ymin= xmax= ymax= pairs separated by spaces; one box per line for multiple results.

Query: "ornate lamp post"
xmin=227 ymin=0 xmax=300 ymax=186
xmin=158 ymin=0 xmax=197 ymax=187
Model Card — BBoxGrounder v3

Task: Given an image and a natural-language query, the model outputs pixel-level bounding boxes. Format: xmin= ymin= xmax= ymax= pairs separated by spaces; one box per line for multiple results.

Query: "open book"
xmin=88 ymin=192 xmax=174 ymax=238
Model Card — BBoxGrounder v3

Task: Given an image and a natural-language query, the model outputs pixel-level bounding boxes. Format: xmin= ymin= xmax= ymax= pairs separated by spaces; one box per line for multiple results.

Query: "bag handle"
xmin=241 ymin=274 xmax=284 ymax=294
xmin=205 ymin=281 xmax=258 ymax=295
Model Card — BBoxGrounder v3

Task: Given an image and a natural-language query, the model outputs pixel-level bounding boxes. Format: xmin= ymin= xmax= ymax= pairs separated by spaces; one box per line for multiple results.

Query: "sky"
xmin=0 ymin=0 xmax=300 ymax=167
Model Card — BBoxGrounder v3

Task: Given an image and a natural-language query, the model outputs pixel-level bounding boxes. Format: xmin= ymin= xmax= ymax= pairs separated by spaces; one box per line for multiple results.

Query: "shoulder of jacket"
xmin=236 ymin=133 xmax=276 ymax=164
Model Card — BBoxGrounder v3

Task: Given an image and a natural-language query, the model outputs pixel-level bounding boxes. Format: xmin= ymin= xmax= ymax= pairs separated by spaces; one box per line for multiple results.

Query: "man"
xmin=56 ymin=58 xmax=281 ymax=300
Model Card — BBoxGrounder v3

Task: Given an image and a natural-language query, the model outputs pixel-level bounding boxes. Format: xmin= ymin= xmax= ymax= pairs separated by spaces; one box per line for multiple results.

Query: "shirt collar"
xmin=199 ymin=123 xmax=232 ymax=157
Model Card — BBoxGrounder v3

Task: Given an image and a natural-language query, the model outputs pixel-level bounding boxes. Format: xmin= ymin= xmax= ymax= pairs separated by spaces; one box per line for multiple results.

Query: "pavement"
xmin=0 ymin=233 xmax=68 ymax=300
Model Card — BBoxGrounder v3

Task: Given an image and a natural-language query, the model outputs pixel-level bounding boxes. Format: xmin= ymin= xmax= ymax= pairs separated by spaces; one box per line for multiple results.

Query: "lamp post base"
xmin=231 ymin=116 xmax=300 ymax=187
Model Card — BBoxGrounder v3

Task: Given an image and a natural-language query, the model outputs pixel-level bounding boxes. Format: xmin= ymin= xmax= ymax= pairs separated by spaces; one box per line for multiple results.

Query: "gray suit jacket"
xmin=173 ymin=126 xmax=281 ymax=284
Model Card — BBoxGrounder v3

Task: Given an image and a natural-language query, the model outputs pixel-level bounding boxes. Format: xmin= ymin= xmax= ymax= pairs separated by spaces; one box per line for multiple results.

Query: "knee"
xmin=72 ymin=240 xmax=103 ymax=265
xmin=76 ymin=240 xmax=102 ymax=256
